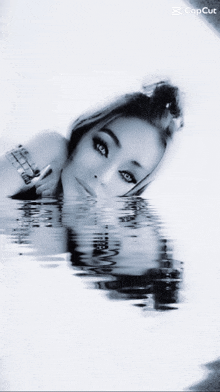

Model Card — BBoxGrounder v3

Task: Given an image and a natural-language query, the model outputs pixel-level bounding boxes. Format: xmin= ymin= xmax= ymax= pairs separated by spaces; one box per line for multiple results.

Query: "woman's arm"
xmin=0 ymin=131 xmax=68 ymax=198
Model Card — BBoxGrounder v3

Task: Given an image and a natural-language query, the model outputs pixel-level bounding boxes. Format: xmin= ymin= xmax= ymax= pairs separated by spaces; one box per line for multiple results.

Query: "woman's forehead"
xmin=105 ymin=116 xmax=164 ymax=166
xmin=107 ymin=116 xmax=160 ymax=141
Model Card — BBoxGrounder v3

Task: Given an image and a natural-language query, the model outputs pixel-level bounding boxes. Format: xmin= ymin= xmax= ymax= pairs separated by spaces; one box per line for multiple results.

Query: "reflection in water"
xmin=64 ymin=198 xmax=183 ymax=311
xmin=189 ymin=358 xmax=220 ymax=391
xmin=67 ymin=230 xmax=183 ymax=311
xmin=1 ymin=197 xmax=183 ymax=311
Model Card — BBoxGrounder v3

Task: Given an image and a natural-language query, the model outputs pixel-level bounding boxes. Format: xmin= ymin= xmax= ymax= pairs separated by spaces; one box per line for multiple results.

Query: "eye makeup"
xmin=92 ymin=134 xmax=138 ymax=185
xmin=98 ymin=127 xmax=121 ymax=147
xmin=93 ymin=135 xmax=108 ymax=157
xmin=119 ymin=170 xmax=137 ymax=184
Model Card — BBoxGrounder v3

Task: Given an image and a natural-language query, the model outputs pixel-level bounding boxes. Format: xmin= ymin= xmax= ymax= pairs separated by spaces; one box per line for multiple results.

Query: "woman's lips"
xmin=75 ymin=177 xmax=97 ymax=197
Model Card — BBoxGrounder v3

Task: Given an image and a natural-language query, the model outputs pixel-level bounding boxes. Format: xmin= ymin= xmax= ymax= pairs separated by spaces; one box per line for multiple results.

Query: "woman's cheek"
xmin=106 ymin=178 xmax=131 ymax=197
xmin=78 ymin=147 xmax=105 ymax=177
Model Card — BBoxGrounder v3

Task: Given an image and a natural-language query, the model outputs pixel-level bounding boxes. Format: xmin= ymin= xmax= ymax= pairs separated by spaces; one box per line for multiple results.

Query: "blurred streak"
xmin=189 ymin=359 xmax=220 ymax=390
xmin=184 ymin=0 xmax=220 ymax=36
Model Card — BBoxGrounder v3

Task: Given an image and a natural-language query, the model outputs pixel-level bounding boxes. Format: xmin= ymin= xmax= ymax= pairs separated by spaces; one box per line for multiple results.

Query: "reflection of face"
xmin=64 ymin=199 xmax=162 ymax=276
xmin=61 ymin=116 xmax=165 ymax=198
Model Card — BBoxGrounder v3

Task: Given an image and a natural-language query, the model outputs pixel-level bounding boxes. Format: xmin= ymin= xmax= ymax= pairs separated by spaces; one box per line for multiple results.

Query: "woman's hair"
xmin=67 ymin=80 xmax=184 ymax=157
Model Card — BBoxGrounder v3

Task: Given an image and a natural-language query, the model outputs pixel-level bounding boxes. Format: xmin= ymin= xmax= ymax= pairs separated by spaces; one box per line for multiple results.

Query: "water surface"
xmin=0 ymin=196 xmax=219 ymax=391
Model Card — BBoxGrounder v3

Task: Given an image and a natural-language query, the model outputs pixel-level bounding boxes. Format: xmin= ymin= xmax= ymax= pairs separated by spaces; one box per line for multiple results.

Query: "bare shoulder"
xmin=0 ymin=131 xmax=68 ymax=198
xmin=24 ymin=131 xmax=68 ymax=170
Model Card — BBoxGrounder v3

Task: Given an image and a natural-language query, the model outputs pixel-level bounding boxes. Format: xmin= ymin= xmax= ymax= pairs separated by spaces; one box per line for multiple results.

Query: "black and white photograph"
xmin=0 ymin=0 xmax=220 ymax=390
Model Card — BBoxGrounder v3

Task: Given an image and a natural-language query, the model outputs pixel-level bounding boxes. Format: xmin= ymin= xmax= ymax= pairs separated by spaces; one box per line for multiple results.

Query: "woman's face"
xmin=61 ymin=116 xmax=165 ymax=198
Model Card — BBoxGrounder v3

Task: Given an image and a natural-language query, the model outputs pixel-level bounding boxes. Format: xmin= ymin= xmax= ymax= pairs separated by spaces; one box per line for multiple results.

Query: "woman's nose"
xmin=93 ymin=167 xmax=115 ymax=187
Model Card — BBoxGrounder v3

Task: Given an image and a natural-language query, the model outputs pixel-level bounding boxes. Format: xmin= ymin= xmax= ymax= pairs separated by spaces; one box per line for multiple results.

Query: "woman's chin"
xmin=63 ymin=190 xmax=94 ymax=203
xmin=61 ymin=174 xmax=91 ymax=200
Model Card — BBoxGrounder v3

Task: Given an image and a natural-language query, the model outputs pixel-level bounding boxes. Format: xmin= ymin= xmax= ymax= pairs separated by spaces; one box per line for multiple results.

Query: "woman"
xmin=0 ymin=80 xmax=183 ymax=199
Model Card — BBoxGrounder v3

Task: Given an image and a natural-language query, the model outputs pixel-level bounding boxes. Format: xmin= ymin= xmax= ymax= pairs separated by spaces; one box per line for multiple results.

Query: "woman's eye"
xmin=93 ymin=137 xmax=108 ymax=157
xmin=119 ymin=171 xmax=137 ymax=184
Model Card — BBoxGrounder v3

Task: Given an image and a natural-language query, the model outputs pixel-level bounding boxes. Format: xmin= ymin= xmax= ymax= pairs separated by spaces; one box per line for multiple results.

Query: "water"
xmin=1 ymin=197 xmax=183 ymax=306
xmin=0 ymin=195 xmax=220 ymax=391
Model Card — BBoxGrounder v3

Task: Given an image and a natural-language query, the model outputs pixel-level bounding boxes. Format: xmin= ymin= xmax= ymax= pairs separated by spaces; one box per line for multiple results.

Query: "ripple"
xmin=0 ymin=196 xmax=184 ymax=311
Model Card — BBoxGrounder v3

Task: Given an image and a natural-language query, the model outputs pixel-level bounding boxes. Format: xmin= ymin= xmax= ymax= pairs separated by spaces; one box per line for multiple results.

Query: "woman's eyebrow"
xmin=131 ymin=160 xmax=142 ymax=168
xmin=98 ymin=128 xmax=121 ymax=147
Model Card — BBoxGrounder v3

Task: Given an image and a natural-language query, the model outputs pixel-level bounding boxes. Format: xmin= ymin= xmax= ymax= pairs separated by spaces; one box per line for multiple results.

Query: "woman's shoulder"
xmin=27 ymin=130 xmax=67 ymax=145
xmin=0 ymin=131 xmax=68 ymax=199
xmin=23 ymin=131 xmax=68 ymax=170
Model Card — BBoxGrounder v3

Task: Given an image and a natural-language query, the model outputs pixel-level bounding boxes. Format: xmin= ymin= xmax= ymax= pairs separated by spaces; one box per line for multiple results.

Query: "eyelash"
xmin=119 ymin=171 xmax=137 ymax=184
xmin=93 ymin=136 xmax=108 ymax=157
xmin=92 ymin=135 xmax=137 ymax=185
